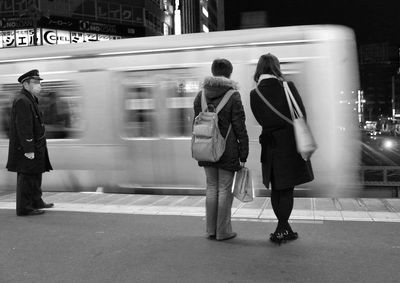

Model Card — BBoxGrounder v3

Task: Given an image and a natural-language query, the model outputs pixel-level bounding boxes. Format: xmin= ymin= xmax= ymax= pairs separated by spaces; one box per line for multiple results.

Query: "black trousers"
xmin=16 ymin=173 xmax=44 ymax=215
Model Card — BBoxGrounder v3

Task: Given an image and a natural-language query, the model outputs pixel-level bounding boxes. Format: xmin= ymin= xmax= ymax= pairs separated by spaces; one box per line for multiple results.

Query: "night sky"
xmin=225 ymin=0 xmax=400 ymax=46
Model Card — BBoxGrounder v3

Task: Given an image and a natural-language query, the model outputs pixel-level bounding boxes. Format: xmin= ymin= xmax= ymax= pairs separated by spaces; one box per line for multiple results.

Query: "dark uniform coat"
xmin=6 ymin=88 xmax=52 ymax=173
xmin=193 ymin=76 xmax=249 ymax=172
xmin=250 ymin=78 xmax=313 ymax=190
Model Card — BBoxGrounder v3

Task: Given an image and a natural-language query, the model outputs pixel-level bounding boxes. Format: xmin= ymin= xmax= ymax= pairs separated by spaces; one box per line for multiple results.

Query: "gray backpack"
xmin=191 ymin=90 xmax=235 ymax=162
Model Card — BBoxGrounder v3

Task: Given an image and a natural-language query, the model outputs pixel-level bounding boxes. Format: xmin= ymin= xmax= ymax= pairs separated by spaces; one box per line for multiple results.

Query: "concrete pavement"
xmin=1 ymin=192 xmax=400 ymax=283
xmin=1 ymin=192 xmax=400 ymax=222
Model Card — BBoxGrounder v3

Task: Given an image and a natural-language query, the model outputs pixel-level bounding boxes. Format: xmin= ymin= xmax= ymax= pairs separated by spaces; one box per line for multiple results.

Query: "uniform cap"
xmin=18 ymin=69 xmax=43 ymax=84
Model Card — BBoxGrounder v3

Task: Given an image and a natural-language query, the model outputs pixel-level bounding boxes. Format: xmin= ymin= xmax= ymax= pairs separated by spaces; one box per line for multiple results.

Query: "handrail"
xmin=360 ymin=166 xmax=400 ymax=197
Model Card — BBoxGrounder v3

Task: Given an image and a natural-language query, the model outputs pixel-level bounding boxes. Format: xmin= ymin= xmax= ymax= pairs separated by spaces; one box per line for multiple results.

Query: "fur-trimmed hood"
xmin=202 ymin=76 xmax=238 ymax=99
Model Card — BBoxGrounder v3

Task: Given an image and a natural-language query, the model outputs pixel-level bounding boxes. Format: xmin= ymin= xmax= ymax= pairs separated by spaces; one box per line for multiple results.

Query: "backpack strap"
xmin=200 ymin=91 xmax=208 ymax=112
xmin=217 ymin=89 xmax=235 ymax=139
xmin=200 ymin=89 xmax=235 ymax=139
xmin=216 ymin=89 xmax=235 ymax=114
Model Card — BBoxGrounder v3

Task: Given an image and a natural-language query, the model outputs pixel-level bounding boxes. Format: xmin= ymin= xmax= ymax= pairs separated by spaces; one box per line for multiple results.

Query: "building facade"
xmin=175 ymin=0 xmax=224 ymax=34
xmin=0 ymin=0 xmax=175 ymax=48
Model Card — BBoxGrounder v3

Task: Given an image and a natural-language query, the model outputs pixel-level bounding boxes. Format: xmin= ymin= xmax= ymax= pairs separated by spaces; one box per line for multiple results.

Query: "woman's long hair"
xmin=253 ymin=53 xmax=284 ymax=82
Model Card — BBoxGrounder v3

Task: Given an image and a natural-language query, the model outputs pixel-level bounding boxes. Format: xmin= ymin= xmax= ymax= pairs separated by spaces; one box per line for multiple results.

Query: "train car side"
xmin=0 ymin=25 xmax=361 ymax=196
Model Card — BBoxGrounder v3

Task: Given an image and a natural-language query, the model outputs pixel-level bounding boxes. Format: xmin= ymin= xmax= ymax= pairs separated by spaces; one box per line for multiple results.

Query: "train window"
xmin=0 ymin=81 xmax=83 ymax=139
xmin=166 ymin=78 xmax=200 ymax=137
xmin=0 ymin=86 xmax=13 ymax=139
xmin=122 ymin=69 xmax=201 ymax=138
xmin=123 ymin=85 xmax=157 ymax=137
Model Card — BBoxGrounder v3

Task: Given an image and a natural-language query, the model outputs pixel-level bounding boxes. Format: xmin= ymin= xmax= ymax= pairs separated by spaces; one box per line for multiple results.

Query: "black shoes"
xmin=35 ymin=203 xmax=54 ymax=209
xmin=270 ymin=230 xmax=299 ymax=245
xmin=17 ymin=209 xmax=45 ymax=216
xmin=269 ymin=232 xmax=285 ymax=245
xmin=283 ymin=230 xmax=299 ymax=241
xmin=17 ymin=202 xmax=54 ymax=216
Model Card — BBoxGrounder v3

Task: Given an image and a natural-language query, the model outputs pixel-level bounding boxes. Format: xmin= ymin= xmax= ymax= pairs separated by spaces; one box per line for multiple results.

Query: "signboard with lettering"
xmin=121 ymin=5 xmax=133 ymax=23
xmin=0 ymin=17 xmax=33 ymax=30
xmin=97 ymin=1 xmax=108 ymax=20
xmin=84 ymin=32 xmax=97 ymax=42
xmin=42 ymin=16 xmax=145 ymax=37
xmin=1 ymin=15 xmax=146 ymax=38
xmin=98 ymin=34 xmax=110 ymax=41
xmin=57 ymin=30 xmax=71 ymax=44
xmin=70 ymin=32 xmax=84 ymax=43
xmin=109 ymin=3 xmax=121 ymax=21
xmin=15 ymin=29 xmax=39 ymax=46
xmin=0 ymin=0 xmax=15 ymax=14
xmin=1 ymin=30 xmax=15 ymax=47
xmin=42 ymin=28 xmax=57 ymax=45
xmin=0 ymin=27 xmax=124 ymax=48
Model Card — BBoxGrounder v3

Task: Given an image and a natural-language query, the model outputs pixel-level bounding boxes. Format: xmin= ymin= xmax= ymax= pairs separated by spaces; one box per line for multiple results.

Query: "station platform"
xmin=1 ymin=191 xmax=400 ymax=222
xmin=1 ymin=192 xmax=400 ymax=283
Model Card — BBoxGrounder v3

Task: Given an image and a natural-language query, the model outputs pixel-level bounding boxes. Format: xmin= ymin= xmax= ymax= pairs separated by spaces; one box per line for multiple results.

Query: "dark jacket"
xmin=250 ymin=78 xmax=313 ymax=189
xmin=6 ymin=88 xmax=52 ymax=173
xmin=193 ymin=76 xmax=249 ymax=172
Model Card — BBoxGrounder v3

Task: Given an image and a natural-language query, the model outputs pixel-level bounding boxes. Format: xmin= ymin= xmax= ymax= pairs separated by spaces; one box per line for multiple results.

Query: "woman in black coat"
xmin=250 ymin=54 xmax=314 ymax=243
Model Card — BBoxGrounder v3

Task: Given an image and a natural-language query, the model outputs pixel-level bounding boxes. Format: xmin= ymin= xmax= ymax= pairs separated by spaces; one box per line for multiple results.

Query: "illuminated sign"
xmin=57 ymin=30 xmax=71 ymax=44
xmin=15 ymin=29 xmax=40 ymax=46
xmin=1 ymin=30 xmax=15 ymax=48
xmin=42 ymin=29 xmax=57 ymax=45
xmin=71 ymin=32 xmax=84 ymax=44
xmin=0 ymin=28 xmax=121 ymax=48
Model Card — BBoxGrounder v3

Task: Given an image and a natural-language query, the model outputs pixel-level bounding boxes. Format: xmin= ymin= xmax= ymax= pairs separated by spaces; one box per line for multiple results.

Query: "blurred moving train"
xmin=0 ymin=25 xmax=361 ymax=196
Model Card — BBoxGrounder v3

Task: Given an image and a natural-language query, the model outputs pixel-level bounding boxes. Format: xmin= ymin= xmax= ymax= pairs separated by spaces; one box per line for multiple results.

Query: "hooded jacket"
xmin=193 ymin=76 xmax=249 ymax=172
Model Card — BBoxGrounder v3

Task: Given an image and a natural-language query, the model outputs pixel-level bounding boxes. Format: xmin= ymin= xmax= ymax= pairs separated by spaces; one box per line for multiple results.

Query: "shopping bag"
xmin=231 ymin=167 xmax=254 ymax=202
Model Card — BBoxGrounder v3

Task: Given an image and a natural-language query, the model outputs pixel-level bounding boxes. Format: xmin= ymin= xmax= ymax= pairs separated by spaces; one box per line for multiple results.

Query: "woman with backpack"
xmin=193 ymin=58 xmax=249 ymax=241
xmin=250 ymin=53 xmax=314 ymax=244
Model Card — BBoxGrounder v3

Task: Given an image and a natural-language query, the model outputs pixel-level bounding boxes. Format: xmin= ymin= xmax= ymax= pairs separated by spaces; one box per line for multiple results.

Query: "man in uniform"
xmin=6 ymin=70 xmax=54 ymax=216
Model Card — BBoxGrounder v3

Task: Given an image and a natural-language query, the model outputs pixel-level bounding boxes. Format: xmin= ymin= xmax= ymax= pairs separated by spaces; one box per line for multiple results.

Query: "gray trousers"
xmin=204 ymin=167 xmax=234 ymax=239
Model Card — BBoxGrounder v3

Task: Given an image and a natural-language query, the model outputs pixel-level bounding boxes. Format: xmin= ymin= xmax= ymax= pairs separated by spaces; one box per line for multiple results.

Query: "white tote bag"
xmin=255 ymin=81 xmax=317 ymax=160
xmin=282 ymin=82 xmax=317 ymax=159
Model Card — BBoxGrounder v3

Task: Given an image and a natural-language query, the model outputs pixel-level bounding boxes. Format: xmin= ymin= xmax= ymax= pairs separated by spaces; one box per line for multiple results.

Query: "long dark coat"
xmin=193 ymin=76 xmax=249 ymax=172
xmin=6 ymin=88 xmax=52 ymax=173
xmin=250 ymin=78 xmax=313 ymax=190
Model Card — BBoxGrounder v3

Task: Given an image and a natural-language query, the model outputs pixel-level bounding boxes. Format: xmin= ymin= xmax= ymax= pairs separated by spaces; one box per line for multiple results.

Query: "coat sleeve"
xmin=250 ymin=90 xmax=263 ymax=126
xmin=231 ymin=92 xmax=249 ymax=162
xmin=288 ymin=81 xmax=307 ymax=119
xmin=193 ymin=92 xmax=202 ymax=119
xmin=15 ymin=99 xmax=34 ymax=153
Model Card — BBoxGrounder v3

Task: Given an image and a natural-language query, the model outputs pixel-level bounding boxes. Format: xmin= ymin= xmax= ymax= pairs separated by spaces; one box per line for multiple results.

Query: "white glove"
xmin=24 ymin=152 xmax=35 ymax=159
